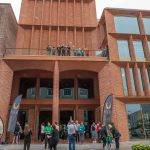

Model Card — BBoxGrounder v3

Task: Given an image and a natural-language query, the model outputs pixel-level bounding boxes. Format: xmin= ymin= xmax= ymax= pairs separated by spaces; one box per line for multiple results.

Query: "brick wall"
xmin=0 ymin=60 xmax=13 ymax=141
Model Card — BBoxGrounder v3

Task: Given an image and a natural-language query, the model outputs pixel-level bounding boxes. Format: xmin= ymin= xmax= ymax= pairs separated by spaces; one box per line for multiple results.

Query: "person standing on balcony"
xmin=57 ymin=45 xmax=61 ymax=56
xmin=47 ymin=45 xmax=52 ymax=55
xmin=67 ymin=45 xmax=71 ymax=56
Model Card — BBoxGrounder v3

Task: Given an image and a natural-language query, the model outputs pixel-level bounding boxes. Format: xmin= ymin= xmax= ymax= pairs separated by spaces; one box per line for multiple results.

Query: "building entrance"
xmin=39 ymin=111 xmax=52 ymax=125
xmin=60 ymin=111 xmax=74 ymax=125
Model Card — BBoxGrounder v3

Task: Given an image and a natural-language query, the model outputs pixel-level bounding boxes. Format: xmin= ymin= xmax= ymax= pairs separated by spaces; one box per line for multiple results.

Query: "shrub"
xmin=132 ymin=144 xmax=150 ymax=150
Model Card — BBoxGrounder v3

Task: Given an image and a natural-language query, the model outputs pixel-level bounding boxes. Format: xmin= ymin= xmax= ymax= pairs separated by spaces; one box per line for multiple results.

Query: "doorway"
xmin=60 ymin=111 xmax=74 ymax=125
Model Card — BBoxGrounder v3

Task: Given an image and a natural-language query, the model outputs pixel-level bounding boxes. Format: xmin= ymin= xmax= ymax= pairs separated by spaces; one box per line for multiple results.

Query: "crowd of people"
xmin=46 ymin=44 xmax=90 ymax=57
xmin=12 ymin=120 xmax=121 ymax=150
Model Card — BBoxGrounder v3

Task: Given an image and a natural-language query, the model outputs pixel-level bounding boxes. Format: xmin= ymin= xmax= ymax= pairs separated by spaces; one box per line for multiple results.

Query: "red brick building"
xmin=0 ymin=1 xmax=150 ymax=141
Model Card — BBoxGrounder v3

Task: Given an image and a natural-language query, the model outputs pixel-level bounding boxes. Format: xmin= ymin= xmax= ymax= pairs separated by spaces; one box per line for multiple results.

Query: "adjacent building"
xmin=0 ymin=1 xmax=150 ymax=141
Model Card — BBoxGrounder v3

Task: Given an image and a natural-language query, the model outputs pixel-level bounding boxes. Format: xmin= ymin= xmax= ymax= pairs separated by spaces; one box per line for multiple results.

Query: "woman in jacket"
xmin=100 ymin=125 xmax=107 ymax=149
xmin=78 ymin=122 xmax=85 ymax=144
xmin=23 ymin=124 xmax=32 ymax=150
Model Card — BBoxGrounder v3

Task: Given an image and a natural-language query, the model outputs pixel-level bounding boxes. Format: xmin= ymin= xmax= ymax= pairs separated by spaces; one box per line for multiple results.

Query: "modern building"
xmin=0 ymin=0 xmax=150 ymax=142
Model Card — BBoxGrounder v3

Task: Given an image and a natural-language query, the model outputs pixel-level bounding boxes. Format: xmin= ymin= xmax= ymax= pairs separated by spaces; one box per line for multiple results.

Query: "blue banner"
xmin=7 ymin=95 xmax=22 ymax=132
xmin=102 ymin=94 xmax=113 ymax=126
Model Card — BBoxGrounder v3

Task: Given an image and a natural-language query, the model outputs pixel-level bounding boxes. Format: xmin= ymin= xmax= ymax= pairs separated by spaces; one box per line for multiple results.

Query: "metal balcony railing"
xmin=3 ymin=48 xmax=109 ymax=58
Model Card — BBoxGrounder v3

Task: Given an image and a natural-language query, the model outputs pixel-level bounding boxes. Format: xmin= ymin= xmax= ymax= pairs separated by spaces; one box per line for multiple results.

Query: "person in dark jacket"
xmin=12 ymin=121 xmax=21 ymax=144
xmin=49 ymin=125 xmax=59 ymax=150
xmin=108 ymin=124 xmax=121 ymax=150
xmin=23 ymin=124 xmax=32 ymax=150
xmin=100 ymin=124 xmax=107 ymax=149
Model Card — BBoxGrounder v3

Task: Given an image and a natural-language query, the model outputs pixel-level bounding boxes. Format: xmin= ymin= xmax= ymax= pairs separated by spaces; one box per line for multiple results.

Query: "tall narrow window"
xmin=121 ymin=68 xmax=128 ymax=96
xmin=130 ymin=68 xmax=136 ymax=95
xmin=117 ymin=40 xmax=131 ymax=60
xmin=146 ymin=68 xmax=150 ymax=90
xmin=133 ymin=41 xmax=145 ymax=60
xmin=138 ymin=68 xmax=144 ymax=95
xmin=143 ymin=18 xmax=150 ymax=35
xmin=114 ymin=16 xmax=140 ymax=34
xmin=148 ymin=41 xmax=150 ymax=52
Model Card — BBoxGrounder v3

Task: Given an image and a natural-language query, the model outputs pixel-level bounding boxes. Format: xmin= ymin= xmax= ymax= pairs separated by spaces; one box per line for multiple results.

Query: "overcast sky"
xmin=1 ymin=0 xmax=150 ymax=21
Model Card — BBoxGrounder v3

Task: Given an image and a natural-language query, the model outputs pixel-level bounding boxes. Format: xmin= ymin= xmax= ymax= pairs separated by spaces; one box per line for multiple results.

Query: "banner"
xmin=102 ymin=94 xmax=113 ymax=126
xmin=7 ymin=95 xmax=22 ymax=132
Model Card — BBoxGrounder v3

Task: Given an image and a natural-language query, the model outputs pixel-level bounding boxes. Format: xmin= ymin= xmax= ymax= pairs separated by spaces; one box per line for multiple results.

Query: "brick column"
xmin=125 ymin=63 xmax=133 ymax=96
xmin=134 ymin=64 xmax=142 ymax=96
xmin=52 ymin=61 xmax=59 ymax=124
xmin=0 ymin=61 xmax=13 ymax=141
xmin=141 ymin=64 xmax=150 ymax=96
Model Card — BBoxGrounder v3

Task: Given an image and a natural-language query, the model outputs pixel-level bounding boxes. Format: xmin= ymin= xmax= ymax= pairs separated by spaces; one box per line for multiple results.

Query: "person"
xmin=49 ymin=125 xmax=59 ymax=150
xmin=47 ymin=45 xmax=52 ymax=55
xmin=106 ymin=129 xmax=112 ymax=150
xmin=60 ymin=125 xmax=67 ymax=141
xmin=100 ymin=125 xmax=107 ymax=149
xmin=108 ymin=123 xmax=121 ymax=150
xmin=67 ymin=45 xmax=70 ymax=56
xmin=57 ymin=45 xmax=61 ymax=56
xmin=78 ymin=122 xmax=85 ymax=144
xmin=67 ymin=120 xmax=77 ymax=150
xmin=91 ymin=122 xmax=98 ymax=143
xmin=23 ymin=124 xmax=32 ymax=150
xmin=75 ymin=120 xmax=80 ymax=143
xmin=96 ymin=122 xmax=101 ymax=142
xmin=44 ymin=122 xmax=53 ymax=149
xmin=12 ymin=121 xmax=21 ymax=144
xmin=40 ymin=122 xmax=45 ymax=142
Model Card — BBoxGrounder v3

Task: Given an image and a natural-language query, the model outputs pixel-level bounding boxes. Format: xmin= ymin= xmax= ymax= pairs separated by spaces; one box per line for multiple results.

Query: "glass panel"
xmin=143 ymin=18 xmax=150 ymax=35
xmin=0 ymin=117 xmax=4 ymax=136
xmin=114 ymin=16 xmax=140 ymax=34
xmin=19 ymin=78 xmax=36 ymax=99
xmin=121 ymin=68 xmax=128 ymax=96
xmin=138 ymin=68 xmax=145 ymax=95
xmin=39 ymin=79 xmax=53 ymax=99
xmin=78 ymin=79 xmax=94 ymax=99
xmin=141 ymin=104 xmax=150 ymax=138
xmin=117 ymin=40 xmax=131 ymax=60
xmin=133 ymin=41 xmax=145 ymax=60
xmin=126 ymin=104 xmax=145 ymax=139
xmin=59 ymin=79 xmax=74 ymax=99
xmin=130 ymin=68 xmax=136 ymax=95
xmin=148 ymin=41 xmax=150 ymax=52
xmin=146 ymin=68 xmax=150 ymax=90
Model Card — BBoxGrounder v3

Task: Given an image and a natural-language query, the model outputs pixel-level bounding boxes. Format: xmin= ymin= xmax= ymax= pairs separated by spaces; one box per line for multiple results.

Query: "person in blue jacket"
xmin=78 ymin=122 xmax=85 ymax=144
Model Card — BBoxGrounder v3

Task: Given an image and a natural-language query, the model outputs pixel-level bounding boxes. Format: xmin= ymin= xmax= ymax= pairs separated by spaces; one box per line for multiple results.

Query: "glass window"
xmin=59 ymin=79 xmax=74 ymax=99
xmin=148 ymin=41 xmax=150 ymax=52
xmin=19 ymin=78 xmax=36 ymax=99
xmin=114 ymin=16 xmax=140 ymax=34
xmin=138 ymin=68 xmax=144 ymax=95
xmin=143 ymin=18 xmax=150 ymax=35
xmin=39 ymin=79 xmax=53 ymax=99
xmin=133 ymin=41 xmax=145 ymax=60
xmin=146 ymin=68 xmax=150 ymax=90
xmin=126 ymin=104 xmax=145 ymax=139
xmin=121 ymin=68 xmax=128 ymax=96
xmin=130 ymin=68 xmax=136 ymax=95
xmin=78 ymin=79 xmax=94 ymax=99
xmin=117 ymin=40 xmax=131 ymax=60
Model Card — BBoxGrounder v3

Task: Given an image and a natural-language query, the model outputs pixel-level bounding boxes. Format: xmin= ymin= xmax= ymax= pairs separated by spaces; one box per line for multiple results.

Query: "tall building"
xmin=0 ymin=1 xmax=150 ymax=142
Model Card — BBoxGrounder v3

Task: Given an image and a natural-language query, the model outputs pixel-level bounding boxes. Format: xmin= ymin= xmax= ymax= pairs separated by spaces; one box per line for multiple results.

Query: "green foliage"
xmin=132 ymin=144 xmax=150 ymax=150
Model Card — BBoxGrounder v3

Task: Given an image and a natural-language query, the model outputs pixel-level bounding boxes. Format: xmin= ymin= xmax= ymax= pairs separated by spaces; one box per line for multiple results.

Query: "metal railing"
xmin=3 ymin=48 xmax=109 ymax=58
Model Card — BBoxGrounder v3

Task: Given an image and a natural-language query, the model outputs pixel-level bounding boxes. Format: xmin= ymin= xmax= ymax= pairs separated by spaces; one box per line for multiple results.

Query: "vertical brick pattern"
xmin=52 ymin=61 xmax=59 ymax=124
xmin=0 ymin=60 xmax=13 ymax=141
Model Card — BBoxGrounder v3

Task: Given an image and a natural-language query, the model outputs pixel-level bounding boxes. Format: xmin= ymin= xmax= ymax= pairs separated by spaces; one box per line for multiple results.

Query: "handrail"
xmin=3 ymin=48 xmax=109 ymax=57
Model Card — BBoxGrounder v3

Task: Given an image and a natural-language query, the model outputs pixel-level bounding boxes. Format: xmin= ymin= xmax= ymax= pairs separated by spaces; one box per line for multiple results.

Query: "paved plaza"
xmin=0 ymin=141 xmax=150 ymax=150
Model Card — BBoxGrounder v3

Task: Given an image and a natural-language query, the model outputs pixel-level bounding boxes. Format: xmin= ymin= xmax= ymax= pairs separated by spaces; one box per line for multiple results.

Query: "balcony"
xmin=3 ymin=48 xmax=109 ymax=58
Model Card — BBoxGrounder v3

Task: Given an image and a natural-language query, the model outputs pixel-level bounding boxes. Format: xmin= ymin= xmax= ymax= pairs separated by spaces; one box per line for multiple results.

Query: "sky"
xmin=1 ymin=0 xmax=150 ymax=22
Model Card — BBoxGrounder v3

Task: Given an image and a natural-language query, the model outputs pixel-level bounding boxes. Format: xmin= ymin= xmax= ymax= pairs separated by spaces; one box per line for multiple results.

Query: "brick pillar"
xmin=0 ymin=60 xmax=13 ymax=141
xmin=52 ymin=61 xmax=59 ymax=124
xmin=112 ymin=99 xmax=129 ymax=141
xmin=28 ymin=109 xmax=35 ymax=140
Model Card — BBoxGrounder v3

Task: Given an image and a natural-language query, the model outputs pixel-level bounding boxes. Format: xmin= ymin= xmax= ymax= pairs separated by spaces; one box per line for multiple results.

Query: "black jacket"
xmin=24 ymin=130 xmax=32 ymax=142
xmin=100 ymin=127 xmax=107 ymax=139
xmin=110 ymin=127 xmax=121 ymax=138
